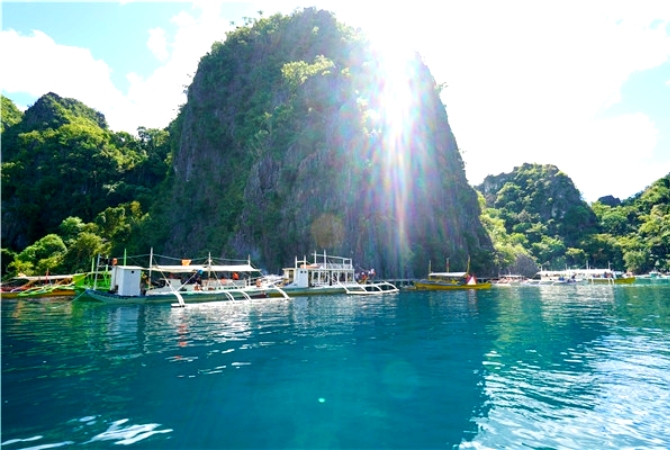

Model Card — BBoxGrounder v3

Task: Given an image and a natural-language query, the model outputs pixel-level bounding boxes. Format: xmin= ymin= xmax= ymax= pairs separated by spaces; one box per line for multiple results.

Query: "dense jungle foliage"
xmin=477 ymin=164 xmax=670 ymax=276
xmin=1 ymin=92 xmax=171 ymax=275
xmin=2 ymin=8 xmax=668 ymax=279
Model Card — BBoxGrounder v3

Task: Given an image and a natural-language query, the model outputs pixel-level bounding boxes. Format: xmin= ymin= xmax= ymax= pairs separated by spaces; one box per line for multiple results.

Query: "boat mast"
xmin=93 ymin=254 xmax=100 ymax=290
xmin=149 ymin=247 xmax=153 ymax=280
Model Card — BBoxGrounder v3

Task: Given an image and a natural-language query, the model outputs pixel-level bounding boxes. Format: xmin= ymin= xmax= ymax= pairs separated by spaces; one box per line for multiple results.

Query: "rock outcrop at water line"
xmin=156 ymin=7 xmax=494 ymax=277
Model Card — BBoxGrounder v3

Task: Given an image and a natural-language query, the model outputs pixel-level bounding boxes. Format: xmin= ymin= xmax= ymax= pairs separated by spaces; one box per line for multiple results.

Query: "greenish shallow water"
xmin=2 ymin=285 xmax=670 ymax=449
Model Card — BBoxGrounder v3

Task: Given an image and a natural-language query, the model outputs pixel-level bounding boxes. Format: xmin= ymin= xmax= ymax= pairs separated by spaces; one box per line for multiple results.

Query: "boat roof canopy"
xmin=9 ymin=274 xmax=75 ymax=281
xmin=537 ymin=269 xmax=615 ymax=275
xmin=429 ymin=272 xmax=468 ymax=277
xmin=151 ymin=264 xmax=259 ymax=273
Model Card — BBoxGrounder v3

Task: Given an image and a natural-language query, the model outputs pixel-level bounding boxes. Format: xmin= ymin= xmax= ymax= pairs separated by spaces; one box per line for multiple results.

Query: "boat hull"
xmin=414 ymin=281 xmax=492 ymax=290
xmin=266 ymin=282 xmax=399 ymax=297
xmin=578 ymin=277 xmax=636 ymax=285
xmin=81 ymin=288 xmax=273 ymax=305
xmin=17 ymin=288 xmax=76 ymax=298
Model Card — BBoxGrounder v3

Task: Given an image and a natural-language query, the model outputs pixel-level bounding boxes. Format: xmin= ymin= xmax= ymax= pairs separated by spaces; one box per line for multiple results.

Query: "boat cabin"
xmin=109 ymin=265 xmax=144 ymax=296
xmin=282 ymin=253 xmax=357 ymax=288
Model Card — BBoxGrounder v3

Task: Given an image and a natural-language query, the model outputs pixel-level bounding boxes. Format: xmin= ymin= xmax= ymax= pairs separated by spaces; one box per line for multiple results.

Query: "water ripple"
xmin=84 ymin=418 xmax=173 ymax=445
xmin=3 ymin=288 xmax=670 ymax=449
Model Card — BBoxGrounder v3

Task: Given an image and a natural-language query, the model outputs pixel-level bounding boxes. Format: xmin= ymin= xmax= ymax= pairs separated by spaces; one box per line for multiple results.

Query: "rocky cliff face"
xmin=160 ymin=8 xmax=493 ymax=276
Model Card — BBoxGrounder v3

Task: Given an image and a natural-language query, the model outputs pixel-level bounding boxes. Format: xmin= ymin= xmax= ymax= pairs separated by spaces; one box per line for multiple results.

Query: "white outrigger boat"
xmin=524 ymin=270 xmax=578 ymax=286
xmin=81 ymin=252 xmax=289 ymax=307
xmin=565 ymin=268 xmax=635 ymax=285
xmin=265 ymin=251 xmax=399 ymax=297
xmin=492 ymin=274 xmax=528 ymax=287
xmin=524 ymin=269 xmax=635 ymax=286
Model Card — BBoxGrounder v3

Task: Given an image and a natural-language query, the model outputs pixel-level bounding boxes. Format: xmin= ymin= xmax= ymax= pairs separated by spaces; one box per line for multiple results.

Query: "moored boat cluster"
xmin=4 ymin=252 xmax=650 ymax=305
xmin=2 ymin=251 xmax=402 ymax=306
xmin=491 ymin=269 xmax=638 ymax=287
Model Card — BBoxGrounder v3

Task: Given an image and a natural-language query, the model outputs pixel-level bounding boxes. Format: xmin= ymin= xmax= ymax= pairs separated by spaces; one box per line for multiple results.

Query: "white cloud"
xmin=557 ymin=113 xmax=669 ymax=201
xmin=2 ymin=1 xmax=669 ymax=201
xmin=171 ymin=10 xmax=197 ymax=29
xmin=1 ymin=28 xmax=129 ymax=116
xmin=1 ymin=4 xmax=233 ymax=134
xmin=421 ymin=1 xmax=670 ymax=201
xmin=147 ymin=27 xmax=169 ymax=62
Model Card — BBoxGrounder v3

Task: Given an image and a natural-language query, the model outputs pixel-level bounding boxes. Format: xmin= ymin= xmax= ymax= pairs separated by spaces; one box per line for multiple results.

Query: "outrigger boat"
xmin=414 ymin=259 xmax=491 ymax=290
xmin=81 ymin=251 xmax=289 ymax=307
xmin=569 ymin=269 xmax=635 ymax=285
xmin=2 ymin=274 xmax=82 ymax=299
xmin=266 ymin=251 xmax=399 ymax=297
xmin=414 ymin=272 xmax=491 ymax=290
xmin=492 ymin=274 xmax=528 ymax=286
xmin=523 ymin=270 xmax=578 ymax=286
xmin=563 ymin=269 xmax=635 ymax=285
xmin=524 ymin=268 xmax=635 ymax=285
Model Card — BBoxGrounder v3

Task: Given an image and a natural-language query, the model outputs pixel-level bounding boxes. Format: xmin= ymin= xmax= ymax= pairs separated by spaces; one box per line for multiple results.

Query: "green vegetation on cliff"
xmin=592 ymin=174 xmax=670 ymax=273
xmin=1 ymin=95 xmax=23 ymax=133
xmin=477 ymin=164 xmax=670 ymax=275
xmin=2 ymin=9 xmax=492 ymax=278
xmin=1 ymin=93 xmax=170 ymax=274
xmin=140 ymin=7 xmax=491 ymax=277
xmin=3 ymin=9 xmax=667 ymax=279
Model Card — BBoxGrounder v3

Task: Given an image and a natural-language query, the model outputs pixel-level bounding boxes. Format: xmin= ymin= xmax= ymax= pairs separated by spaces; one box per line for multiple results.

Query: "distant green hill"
xmin=1 ymin=93 xmax=169 ymax=255
xmin=477 ymin=163 xmax=598 ymax=249
xmin=476 ymin=163 xmax=670 ymax=274
xmin=594 ymin=173 xmax=670 ymax=273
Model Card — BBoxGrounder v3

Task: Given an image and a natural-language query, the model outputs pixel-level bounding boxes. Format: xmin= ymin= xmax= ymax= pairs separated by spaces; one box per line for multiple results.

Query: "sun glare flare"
xmin=361 ymin=20 xmax=426 ymax=270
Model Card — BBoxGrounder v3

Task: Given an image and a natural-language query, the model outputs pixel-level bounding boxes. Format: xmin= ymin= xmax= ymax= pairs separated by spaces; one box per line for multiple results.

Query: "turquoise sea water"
xmin=2 ymin=285 xmax=670 ymax=449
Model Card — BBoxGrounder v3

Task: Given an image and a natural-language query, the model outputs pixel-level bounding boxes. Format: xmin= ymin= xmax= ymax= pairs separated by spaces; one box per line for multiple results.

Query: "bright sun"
xmin=360 ymin=15 xmax=421 ymax=258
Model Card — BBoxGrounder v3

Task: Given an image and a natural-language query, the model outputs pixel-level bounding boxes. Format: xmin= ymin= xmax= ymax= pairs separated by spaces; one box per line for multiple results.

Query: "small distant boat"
xmin=266 ymin=251 xmax=399 ymax=297
xmin=567 ymin=269 xmax=635 ymax=285
xmin=492 ymin=274 xmax=527 ymax=287
xmin=80 ymin=251 xmax=290 ymax=306
xmin=414 ymin=272 xmax=491 ymax=290
xmin=524 ymin=270 xmax=578 ymax=286
xmin=414 ymin=258 xmax=491 ymax=291
xmin=525 ymin=269 xmax=635 ymax=285
xmin=636 ymin=270 xmax=670 ymax=283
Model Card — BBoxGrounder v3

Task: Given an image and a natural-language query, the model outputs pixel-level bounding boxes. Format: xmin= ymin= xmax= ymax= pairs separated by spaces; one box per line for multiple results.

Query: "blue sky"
xmin=3 ymin=1 xmax=670 ymax=202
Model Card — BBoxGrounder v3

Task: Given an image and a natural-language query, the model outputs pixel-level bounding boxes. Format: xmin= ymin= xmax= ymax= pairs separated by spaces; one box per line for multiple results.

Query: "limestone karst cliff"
xmin=158 ymin=8 xmax=493 ymax=277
